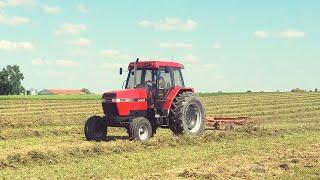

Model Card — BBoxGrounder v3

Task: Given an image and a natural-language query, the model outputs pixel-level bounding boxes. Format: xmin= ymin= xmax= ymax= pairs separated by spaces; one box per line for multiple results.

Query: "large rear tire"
xmin=129 ymin=117 xmax=152 ymax=141
xmin=84 ymin=116 xmax=107 ymax=141
xmin=169 ymin=92 xmax=205 ymax=136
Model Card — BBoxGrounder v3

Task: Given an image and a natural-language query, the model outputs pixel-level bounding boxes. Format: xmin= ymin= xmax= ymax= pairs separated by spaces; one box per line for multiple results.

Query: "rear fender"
xmin=162 ymin=87 xmax=194 ymax=110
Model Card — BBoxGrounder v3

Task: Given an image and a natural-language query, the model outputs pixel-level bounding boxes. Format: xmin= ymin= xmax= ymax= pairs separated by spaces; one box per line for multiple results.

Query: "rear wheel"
xmin=169 ymin=92 xmax=205 ymax=136
xmin=84 ymin=116 xmax=107 ymax=141
xmin=129 ymin=117 xmax=152 ymax=141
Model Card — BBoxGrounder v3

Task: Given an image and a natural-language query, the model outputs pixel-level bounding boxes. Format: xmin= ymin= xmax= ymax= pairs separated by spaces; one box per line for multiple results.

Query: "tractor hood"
xmin=102 ymin=89 xmax=147 ymax=100
xmin=101 ymin=89 xmax=147 ymax=116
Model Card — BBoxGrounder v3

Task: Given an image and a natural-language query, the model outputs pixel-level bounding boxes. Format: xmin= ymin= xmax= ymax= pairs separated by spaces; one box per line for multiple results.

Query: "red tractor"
xmin=84 ymin=59 xmax=205 ymax=141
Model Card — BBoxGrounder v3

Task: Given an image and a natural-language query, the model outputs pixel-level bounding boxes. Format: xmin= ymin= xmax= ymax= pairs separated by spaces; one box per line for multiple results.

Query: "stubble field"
xmin=0 ymin=92 xmax=319 ymax=179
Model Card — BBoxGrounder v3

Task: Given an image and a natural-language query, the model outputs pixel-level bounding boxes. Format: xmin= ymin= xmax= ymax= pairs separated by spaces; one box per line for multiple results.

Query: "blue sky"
xmin=0 ymin=0 xmax=319 ymax=93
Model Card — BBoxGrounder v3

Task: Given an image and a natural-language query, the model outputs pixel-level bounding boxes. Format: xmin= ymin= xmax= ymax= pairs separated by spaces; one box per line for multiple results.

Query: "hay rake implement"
xmin=206 ymin=116 xmax=253 ymax=130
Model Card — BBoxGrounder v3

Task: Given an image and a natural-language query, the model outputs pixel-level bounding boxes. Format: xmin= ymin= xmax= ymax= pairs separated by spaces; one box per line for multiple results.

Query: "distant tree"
xmin=0 ymin=65 xmax=24 ymax=95
xmin=81 ymin=88 xmax=92 ymax=94
xmin=217 ymin=91 xmax=223 ymax=93
xmin=291 ymin=88 xmax=305 ymax=92
xmin=309 ymin=90 xmax=313 ymax=92
xmin=315 ymin=88 xmax=318 ymax=92
xmin=18 ymin=86 xmax=25 ymax=95
xmin=246 ymin=90 xmax=252 ymax=93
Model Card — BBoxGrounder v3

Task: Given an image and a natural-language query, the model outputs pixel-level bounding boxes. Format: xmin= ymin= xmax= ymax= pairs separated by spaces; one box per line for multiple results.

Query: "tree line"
xmin=0 ymin=65 xmax=93 ymax=95
xmin=291 ymin=88 xmax=318 ymax=92
xmin=0 ymin=65 xmax=25 ymax=95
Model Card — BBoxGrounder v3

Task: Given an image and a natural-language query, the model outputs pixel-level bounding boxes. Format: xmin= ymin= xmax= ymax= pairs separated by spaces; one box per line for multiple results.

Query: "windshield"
xmin=125 ymin=69 xmax=157 ymax=89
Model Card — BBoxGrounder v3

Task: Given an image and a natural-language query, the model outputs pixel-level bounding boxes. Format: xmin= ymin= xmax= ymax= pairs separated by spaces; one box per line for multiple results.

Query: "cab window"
xmin=158 ymin=67 xmax=172 ymax=89
xmin=172 ymin=68 xmax=184 ymax=87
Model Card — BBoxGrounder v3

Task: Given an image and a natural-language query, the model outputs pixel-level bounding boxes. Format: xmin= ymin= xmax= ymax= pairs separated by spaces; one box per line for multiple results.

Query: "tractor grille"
xmin=102 ymin=93 xmax=118 ymax=116
xmin=102 ymin=103 xmax=118 ymax=116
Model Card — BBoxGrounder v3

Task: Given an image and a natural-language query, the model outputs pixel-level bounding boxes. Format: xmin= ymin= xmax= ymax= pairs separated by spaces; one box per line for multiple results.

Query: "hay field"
xmin=0 ymin=93 xmax=319 ymax=179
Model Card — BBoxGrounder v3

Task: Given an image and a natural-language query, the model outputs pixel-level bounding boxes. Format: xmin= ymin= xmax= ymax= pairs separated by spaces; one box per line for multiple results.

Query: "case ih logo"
xmin=101 ymin=99 xmax=112 ymax=103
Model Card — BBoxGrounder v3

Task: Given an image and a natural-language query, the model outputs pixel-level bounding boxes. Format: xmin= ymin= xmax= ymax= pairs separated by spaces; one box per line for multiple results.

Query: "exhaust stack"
xmin=133 ymin=58 xmax=139 ymax=88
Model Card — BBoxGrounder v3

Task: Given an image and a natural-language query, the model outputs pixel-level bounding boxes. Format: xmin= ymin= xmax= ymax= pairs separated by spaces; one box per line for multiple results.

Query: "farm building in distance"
xmin=25 ymin=88 xmax=37 ymax=95
xmin=38 ymin=89 xmax=86 ymax=95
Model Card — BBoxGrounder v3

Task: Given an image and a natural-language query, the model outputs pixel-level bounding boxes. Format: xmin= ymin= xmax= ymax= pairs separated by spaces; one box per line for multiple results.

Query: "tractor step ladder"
xmin=156 ymin=114 xmax=170 ymax=127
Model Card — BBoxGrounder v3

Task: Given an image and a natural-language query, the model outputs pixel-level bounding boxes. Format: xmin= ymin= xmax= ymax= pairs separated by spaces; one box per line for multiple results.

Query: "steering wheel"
xmin=145 ymin=80 xmax=153 ymax=87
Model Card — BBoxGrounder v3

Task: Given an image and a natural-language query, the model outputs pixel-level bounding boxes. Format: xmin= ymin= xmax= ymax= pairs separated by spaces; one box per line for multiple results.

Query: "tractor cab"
xmin=124 ymin=60 xmax=185 ymax=110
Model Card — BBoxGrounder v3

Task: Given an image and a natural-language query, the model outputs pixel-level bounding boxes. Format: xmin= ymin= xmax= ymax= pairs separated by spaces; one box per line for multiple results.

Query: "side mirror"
xmin=119 ymin=68 xmax=123 ymax=75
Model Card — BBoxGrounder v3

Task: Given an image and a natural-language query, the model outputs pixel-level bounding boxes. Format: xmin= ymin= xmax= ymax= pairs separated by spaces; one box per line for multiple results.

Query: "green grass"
xmin=0 ymin=92 xmax=319 ymax=179
xmin=0 ymin=94 xmax=101 ymax=100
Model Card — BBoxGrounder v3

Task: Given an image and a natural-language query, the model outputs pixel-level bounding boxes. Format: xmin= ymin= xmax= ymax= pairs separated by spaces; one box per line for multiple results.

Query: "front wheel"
xmin=129 ymin=117 xmax=152 ymax=141
xmin=84 ymin=116 xmax=107 ymax=141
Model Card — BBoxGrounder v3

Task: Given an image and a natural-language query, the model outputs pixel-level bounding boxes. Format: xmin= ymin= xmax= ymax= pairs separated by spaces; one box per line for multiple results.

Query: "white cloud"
xmin=212 ymin=43 xmax=222 ymax=49
xmin=99 ymin=63 xmax=126 ymax=70
xmin=182 ymin=54 xmax=200 ymax=63
xmin=55 ymin=60 xmax=79 ymax=67
xmin=180 ymin=54 xmax=210 ymax=73
xmin=100 ymin=49 xmax=133 ymax=60
xmin=5 ymin=0 xmax=34 ymax=7
xmin=254 ymin=29 xmax=305 ymax=39
xmin=77 ymin=4 xmax=88 ymax=14
xmin=254 ymin=31 xmax=270 ymax=39
xmin=32 ymin=58 xmax=79 ymax=67
xmin=0 ymin=12 xmax=29 ymax=25
xmin=0 ymin=0 xmax=32 ymax=25
xmin=159 ymin=43 xmax=192 ymax=49
xmin=0 ymin=40 xmax=34 ymax=51
xmin=0 ymin=1 xmax=6 ymax=8
xmin=43 ymin=5 xmax=61 ymax=15
xmin=184 ymin=63 xmax=216 ymax=73
xmin=278 ymin=29 xmax=305 ymax=38
xmin=32 ymin=58 xmax=51 ymax=67
xmin=139 ymin=18 xmax=198 ymax=31
xmin=0 ymin=0 xmax=34 ymax=8
xmin=55 ymin=23 xmax=86 ymax=35
xmin=65 ymin=38 xmax=90 ymax=46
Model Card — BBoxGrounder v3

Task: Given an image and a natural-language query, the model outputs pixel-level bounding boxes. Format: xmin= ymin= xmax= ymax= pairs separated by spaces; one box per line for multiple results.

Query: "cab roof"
xmin=128 ymin=61 xmax=183 ymax=69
